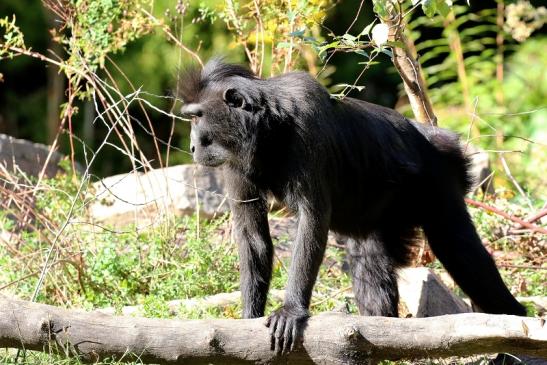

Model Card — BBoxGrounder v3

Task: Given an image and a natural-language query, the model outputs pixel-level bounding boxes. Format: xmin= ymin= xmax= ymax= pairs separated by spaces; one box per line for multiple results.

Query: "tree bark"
xmin=390 ymin=31 xmax=438 ymax=126
xmin=383 ymin=11 xmax=437 ymax=126
xmin=1 ymin=296 xmax=545 ymax=364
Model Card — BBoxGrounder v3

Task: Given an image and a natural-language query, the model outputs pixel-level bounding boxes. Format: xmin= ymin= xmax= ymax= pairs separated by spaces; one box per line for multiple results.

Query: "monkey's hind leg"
xmin=422 ymin=195 xmax=525 ymax=316
xmin=346 ymin=235 xmax=399 ymax=317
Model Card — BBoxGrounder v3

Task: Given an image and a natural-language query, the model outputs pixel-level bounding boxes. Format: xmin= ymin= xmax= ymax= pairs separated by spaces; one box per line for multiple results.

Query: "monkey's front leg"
xmin=234 ymin=207 xmax=273 ymax=318
xmin=225 ymin=169 xmax=274 ymax=319
xmin=266 ymin=208 xmax=329 ymax=354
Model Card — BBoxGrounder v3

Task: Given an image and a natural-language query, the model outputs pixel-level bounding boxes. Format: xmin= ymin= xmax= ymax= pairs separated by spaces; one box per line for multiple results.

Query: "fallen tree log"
xmin=0 ymin=295 xmax=545 ymax=364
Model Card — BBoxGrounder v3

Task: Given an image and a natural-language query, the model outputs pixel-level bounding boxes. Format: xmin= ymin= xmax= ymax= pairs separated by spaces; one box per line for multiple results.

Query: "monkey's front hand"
xmin=265 ymin=306 xmax=309 ymax=354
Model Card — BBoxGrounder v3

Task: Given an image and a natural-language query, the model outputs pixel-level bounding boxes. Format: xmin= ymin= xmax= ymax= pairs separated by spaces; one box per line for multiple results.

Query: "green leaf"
xmin=342 ymin=33 xmax=357 ymax=42
xmin=317 ymin=40 xmax=340 ymax=55
xmin=358 ymin=61 xmax=380 ymax=65
xmin=436 ymin=0 xmax=451 ymax=17
xmin=331 ymin=83 xmax=366 ymax=92
xmin=359 ymin=21 xmax=376 ymax=37
xmin=380 ymin=48 xmax=393 ymax=57
xmin=373 ymin=0 xmax=389 ymax=18
xmin=289 ymin=29 xmax=305 ymax=38
xmin=287 ymin=10 xmax=297 ymax=23
xmin=422 ymin=0 xmax=437 ymax=18
xmin=387 ymin=40 xmax=405 ymax=48
xmin=354 ymin=49 xmax=369 ymax=58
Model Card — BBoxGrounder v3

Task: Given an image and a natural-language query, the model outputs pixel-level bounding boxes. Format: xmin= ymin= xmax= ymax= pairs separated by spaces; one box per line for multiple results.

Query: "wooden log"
xmin=0 ymin=295 xmax=545 ymax=364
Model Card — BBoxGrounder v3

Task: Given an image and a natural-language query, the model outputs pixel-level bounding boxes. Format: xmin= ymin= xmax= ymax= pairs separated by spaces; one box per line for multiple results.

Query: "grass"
xmin=0 ymin=170 xmax=544 ymax=364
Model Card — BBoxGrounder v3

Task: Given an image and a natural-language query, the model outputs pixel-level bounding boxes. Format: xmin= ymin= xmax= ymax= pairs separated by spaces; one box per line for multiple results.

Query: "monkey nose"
xmin=181 ymin=103 xmax=203 ymax=118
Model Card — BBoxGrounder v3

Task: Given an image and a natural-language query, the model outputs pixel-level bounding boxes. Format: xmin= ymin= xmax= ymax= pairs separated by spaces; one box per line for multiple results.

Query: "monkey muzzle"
xmin=181 ymin=103 xmax=203 ymax=118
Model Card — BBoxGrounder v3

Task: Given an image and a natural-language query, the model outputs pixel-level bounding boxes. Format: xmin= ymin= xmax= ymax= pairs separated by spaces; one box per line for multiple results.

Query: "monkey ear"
xmin=223 ymin=88 xmax=245 ymax=108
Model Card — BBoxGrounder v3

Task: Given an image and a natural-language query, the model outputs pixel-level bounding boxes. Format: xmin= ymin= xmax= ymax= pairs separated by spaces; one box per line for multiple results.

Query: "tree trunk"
xmin=0 ymin=295 xmax=545 ymax=364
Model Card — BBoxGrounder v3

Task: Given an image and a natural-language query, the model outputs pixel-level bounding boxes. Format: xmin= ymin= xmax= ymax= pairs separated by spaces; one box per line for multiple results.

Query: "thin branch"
xmin=465 ymin=198 xmax=547 ymax=235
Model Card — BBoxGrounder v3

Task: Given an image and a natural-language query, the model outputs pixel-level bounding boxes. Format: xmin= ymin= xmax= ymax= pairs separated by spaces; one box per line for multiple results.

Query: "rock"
xmin=398 ymin=267 xmax=471 ymax=317
xmin=0 ymin=134 xmax=72 ymax=178
xmin=89 ymin=164 xmax=228 ymax=228
xmin=464 ymin=144 xmax=495 ymax=195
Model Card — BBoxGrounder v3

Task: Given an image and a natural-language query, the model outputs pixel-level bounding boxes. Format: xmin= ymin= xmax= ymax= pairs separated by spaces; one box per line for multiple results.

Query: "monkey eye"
xmin=223 ymin=88 xmax=245 ymax=109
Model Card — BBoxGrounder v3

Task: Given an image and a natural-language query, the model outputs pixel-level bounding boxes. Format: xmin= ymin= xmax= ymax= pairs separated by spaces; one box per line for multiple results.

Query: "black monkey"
xmin=179 ymin=59 xmax=526 ymax=354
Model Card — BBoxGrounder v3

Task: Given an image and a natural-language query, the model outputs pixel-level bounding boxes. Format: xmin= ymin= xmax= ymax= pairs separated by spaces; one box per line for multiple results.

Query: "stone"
xmin=0 ymin=133 xmax=72 ymax=178
xmin=465 ymin=144 xmax=495 ymax=194
xmin=398 ymin=267 xmax=471 ymax=317
xmin=89 ymin=164 xmax=228 ymax=228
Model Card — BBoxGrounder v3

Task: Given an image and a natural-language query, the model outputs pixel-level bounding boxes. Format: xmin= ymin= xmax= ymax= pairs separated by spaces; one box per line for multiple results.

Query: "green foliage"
xmin=0 ymin=15 xmax=26 ymax=58
xmin=371 ymin=0 xmax=454 ymax=20
xmin=421 ymin=0 xmax=452 ymax=19
xmin=0 ymin=170 xmax=239 ymax=308
xmin=1 ymin=168 xmax=544 ymax=364
xmin=72 ymin=214 xmax=240 ymax=308
xmin=208 ymin=0 xmax=332 ymax=75
xmin=59 ymin=0 xmax=154 ymax=70
xmin=405 ymin=3 xmax=546 ymax=197
xmin=372 ymin=0 xmax=393 ymax=19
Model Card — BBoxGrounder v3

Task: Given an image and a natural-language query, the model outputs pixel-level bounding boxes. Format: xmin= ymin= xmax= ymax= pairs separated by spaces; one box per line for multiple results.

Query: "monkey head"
xmin=179 ymin=60 xmax=260 ymax=168
xmin=181 ymin=87 xmax=251 ymax=167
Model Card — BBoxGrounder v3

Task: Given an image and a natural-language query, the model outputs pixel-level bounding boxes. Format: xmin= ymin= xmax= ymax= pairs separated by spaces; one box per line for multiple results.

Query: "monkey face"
xmin=181 ymin=87 xmax=251 ymax=168
xmin=182 ymin=102 xmax=229 ymax=167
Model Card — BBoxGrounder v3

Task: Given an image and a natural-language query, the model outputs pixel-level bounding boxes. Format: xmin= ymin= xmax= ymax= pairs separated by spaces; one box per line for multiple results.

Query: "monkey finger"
xmin=276 ymin=335 xmax=285 ymax=355
xmin=268 ymin=315 xmax=278 ymax=336
xmin=282 ymin=320 xmax=293 ymax=354
xmin=290 ymin=322 xmax=299 ymax=352
xmin=268 ymin=316 xmax=279 ymax=351
xmin=274 ymin=318 xmax=287 ymax=354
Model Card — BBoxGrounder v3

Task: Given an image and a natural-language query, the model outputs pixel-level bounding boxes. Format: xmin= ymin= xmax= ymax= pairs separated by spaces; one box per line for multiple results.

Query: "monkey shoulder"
xmin=266 ymin=72 xmax=331 ymax=101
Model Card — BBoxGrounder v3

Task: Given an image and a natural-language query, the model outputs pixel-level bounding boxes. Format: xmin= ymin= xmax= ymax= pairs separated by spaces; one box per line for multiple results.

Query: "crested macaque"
xmin=179 ymin=59 xmax=525 ymax=354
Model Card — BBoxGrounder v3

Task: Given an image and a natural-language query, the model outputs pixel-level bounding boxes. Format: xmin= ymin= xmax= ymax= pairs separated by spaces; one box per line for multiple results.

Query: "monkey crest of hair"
xmin=178 ymin=59 xmax=526 ymax=355
xmin=178 ymin=59 xmax=256 ymax=104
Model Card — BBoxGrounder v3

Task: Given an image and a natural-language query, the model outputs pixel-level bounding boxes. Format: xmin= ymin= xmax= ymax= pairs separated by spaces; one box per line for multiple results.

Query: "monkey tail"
xmin=413 ymin=122 xmax=475 ymax=195
xmin=429 ymin=131 xmax=474 ymax=194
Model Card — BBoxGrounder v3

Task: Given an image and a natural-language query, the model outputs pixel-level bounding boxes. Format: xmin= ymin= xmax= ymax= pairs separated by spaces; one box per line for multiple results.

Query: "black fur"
xmin=179 ymin=59 xmax=526 ymax=354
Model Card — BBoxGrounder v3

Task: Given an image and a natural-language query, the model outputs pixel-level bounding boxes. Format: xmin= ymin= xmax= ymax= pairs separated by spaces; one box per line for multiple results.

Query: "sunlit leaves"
xmin=370 ymin=0 xmax=455 ymax=20
xmin=372 ymin=0 xmax=393 ymax=19
xmin=220 ymin=0 xmax=332 ymax=74
xmin=65 ymin=0 xmax=154 ymax=70
xmin=421 ymin=0 xmax=454 ymax=19
xmin=359 ymin=21 xmax=376 ymax=37
xmin=422 ymin=0 xmax=436 ymax=17
xmin=0 ymin=16 xmax=26 ymax=59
